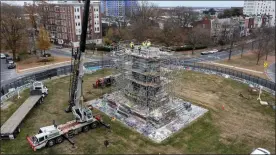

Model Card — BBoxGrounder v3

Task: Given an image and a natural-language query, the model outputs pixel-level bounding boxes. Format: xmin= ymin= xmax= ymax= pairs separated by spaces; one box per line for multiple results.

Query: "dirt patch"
xmin=16 ymin=56 xmax=71 ymax=70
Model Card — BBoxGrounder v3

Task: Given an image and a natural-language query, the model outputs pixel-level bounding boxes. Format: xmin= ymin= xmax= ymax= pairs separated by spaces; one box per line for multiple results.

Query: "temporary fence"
xmin=1 ymin=60 xmax=274 ymax=103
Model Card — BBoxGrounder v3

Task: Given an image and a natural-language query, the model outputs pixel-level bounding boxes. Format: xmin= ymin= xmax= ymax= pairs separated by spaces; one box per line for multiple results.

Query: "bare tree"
xmin=1 ymin=3 xmax=27 ymax=60
xmin=251 ymin=27 xmax=275 ymax=64
xmin=186 ymin=27 xmax=210 ymax=55
xmin=130 ymin=1 xmax=160 ymax=24
xmin=240 ymin=43 xmax=244 ymax=58
xmin=24 ymin=1 xmax=38 ymax=54
xmin=171 ymin=7 xmax=198 ymax=28
xmin=157 ymin=19 xmax=184 ymax=46
xmin=228 ymin=23 xmax=241 ymax=60
xmin=255 ymin=39 xmax=266 ymax=65
xmin=262 ymin=27 xmax=275 ymax=60
xmin=217 ymin=21 xmax=231 ymax=51
xmin=128 ymin=1 xmax=161 ymax=42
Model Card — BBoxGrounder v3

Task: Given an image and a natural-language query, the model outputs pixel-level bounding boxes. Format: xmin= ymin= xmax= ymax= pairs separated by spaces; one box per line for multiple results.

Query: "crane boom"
xmin=66 ymin=0 xmax=93 ymax=123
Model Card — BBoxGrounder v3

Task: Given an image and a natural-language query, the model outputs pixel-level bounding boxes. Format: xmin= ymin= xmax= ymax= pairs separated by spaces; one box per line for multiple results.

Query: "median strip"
xmin=17 ymin=61 xmax=71 ymax=73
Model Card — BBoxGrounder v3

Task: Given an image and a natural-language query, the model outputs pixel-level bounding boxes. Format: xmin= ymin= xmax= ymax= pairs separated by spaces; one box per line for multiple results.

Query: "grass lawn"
xmin=1 ymin=69 xmax=275 ymax=154
xmin=214 ymin=51 xmax=275 ymax=79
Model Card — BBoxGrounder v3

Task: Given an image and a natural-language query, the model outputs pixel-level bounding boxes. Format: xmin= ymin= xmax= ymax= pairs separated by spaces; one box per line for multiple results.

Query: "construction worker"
xmin=147 ymin=40 xmax=151 ymax=47
xmin=142 ymin=41 xmax=146 ymax=47
xmin=130 ymin=41 xmax=134 ymax=51
xmin=138 ymin=45 xmax=141 ymax=54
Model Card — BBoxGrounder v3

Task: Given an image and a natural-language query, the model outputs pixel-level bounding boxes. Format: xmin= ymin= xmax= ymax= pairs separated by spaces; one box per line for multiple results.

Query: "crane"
xmin=26 ymin=0 xmax=110 ymax=151
xmin=65 ymin=0 xmax=92 ymax=123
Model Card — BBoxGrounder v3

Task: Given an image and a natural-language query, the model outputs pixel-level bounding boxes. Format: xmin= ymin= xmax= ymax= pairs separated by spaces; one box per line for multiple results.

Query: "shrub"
xmin=86 ymin=45 xmax=112 ymax=52
xmin=173 ymin=45 xmax=207 ymax=51
xmin=37 ymin=57 xmax=54 ymax=63
xmin=17 ymin=51 xmax=30 ymax=62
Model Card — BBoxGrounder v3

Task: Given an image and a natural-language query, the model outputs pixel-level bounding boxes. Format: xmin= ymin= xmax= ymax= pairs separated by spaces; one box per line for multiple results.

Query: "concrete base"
xmin=87 ymin=93 xmax=208 ymax=143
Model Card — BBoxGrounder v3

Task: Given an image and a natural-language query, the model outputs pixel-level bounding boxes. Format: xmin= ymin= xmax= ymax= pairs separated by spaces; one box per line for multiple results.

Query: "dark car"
xmin=6 ymin=57 xmax=13 ymax=63
xmin=7 ymin=60 xmax=16 ymax=69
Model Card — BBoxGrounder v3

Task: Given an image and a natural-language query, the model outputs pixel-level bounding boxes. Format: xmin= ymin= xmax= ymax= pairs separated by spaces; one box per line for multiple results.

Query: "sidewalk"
xmin=201 ymin=61 xmax=268 ymax=79
xmin=209 ymin=62 xmax=263 ymax=74
xmin=266 ymin=63 xmax=276 ymax=82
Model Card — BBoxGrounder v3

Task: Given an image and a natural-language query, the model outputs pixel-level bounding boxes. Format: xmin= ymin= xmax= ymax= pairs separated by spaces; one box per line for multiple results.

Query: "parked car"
xmin=56 ymin=46 xmax=63 ymax=49
xmin=1 ymin=53 xmax=6 ymax=59
xmin=201 ymin=49 xmax=218 ymax=55
xmin=4 ymin=54 xmax=9 ymax=57
xmin=251 ymin=148 xmax=270 ymax=155
xmin=6 ymin=57 xmax=12 ymax=63
xmin=7 ymin=60 xmax=16 ymax=69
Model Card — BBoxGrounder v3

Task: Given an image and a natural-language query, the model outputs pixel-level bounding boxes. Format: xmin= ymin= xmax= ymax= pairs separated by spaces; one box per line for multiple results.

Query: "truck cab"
xmin=27 ymin=125 xmax=60 ymax=151
xmin=32 ymin=81 xmax=48 ymax=96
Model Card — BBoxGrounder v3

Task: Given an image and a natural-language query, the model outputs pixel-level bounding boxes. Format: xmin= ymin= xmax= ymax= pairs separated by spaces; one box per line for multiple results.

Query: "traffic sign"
xmin=264 ymin=61 xmax=268 ymax=68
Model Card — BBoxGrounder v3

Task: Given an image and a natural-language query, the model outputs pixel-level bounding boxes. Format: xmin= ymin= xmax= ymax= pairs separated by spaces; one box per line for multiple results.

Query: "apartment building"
xmin=101 ymin=0 xmax=138 ymax=17
xmin=243 ymin=0 xmax=275 ymax=26
xmin=41 ymin=1 xmax=102 ymax=47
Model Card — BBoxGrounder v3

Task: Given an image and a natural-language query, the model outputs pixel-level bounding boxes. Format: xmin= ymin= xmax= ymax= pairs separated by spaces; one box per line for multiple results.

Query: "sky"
xmin=152 ymin=1 xmax=244 ymax=7
xmin=5 ymin=1 xmax=244 ymax=7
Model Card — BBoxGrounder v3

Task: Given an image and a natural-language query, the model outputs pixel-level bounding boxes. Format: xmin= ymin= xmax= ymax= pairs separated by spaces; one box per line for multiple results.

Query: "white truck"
xmin=251 ymin=148 xmax=270 ymax=155
xmin=1 ymin=81 xmax=48 ymax=139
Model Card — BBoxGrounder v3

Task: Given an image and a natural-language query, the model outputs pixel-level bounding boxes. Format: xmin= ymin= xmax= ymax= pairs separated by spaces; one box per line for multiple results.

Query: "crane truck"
xmin=26 ymin=0 xmax=110 ymax=151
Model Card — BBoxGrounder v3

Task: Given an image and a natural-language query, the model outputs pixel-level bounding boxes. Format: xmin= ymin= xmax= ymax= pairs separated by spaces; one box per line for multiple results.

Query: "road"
xmin=267 ymin=63 xmax=275 ymax=82
xmin=170 ymin=49 xmax=245 ymax=65
xmin=0 ymin=41 xmax=268 ymax=89
xmin=0 ymin=59 xmax=17 ymax=84
xmin=0 ymin=48 xmax=112 ymax=88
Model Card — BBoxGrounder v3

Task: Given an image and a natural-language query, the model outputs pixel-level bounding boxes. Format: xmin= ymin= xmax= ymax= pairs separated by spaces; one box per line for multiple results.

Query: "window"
xmin=77 ymin=8 xmax=79 ymax=12
xmin=78 ymin=15 xmax=80 ymax=19
xmin=97 ymin=27 xmax=99 ymax=31
xmin=38 ymin=137 xmax=45 ymax=142
xmin=94 ymin=27 xmax=97 ymax=31
xmin=76 ymin=22 xmax=77 ymax=26
xmin=78 ymin=22 xmax=80 ymax=26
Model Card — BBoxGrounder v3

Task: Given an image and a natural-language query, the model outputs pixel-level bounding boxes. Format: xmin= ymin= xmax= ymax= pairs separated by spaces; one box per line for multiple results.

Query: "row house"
xmin=41 ymin=1 xmax=102 ymax=47
xmin=193 ymin=16 xmax=263 ymax=42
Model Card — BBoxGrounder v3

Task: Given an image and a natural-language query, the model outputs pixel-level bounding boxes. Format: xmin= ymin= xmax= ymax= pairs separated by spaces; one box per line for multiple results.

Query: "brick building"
xmin=41 ymin=1 xmax=102 ymax=47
